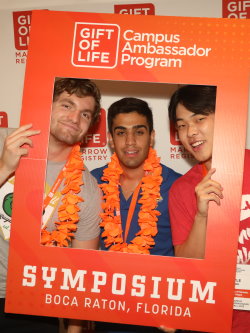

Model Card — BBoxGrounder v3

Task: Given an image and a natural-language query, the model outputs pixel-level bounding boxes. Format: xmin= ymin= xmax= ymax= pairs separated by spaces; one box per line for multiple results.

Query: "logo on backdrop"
xmin=81 ymin=108 xmax=108 ymax=162
xmin=238 ymin=194 xmax=250 ymax=264
xmin=72 ymin=23 xmax=120 ymax=68
xmin=13 ymin=11 xmax=32 ymax=64
xmin=0 ymin=112 xmax=8 ymax=127
xmin=0 ymin=176 xmax=14 ymax=240
xmin=169 ymin=123 xmax=194 ymax=160
xmin=222 ymin=0 xmax=250 ymax=18
xmin=170 ymin=122 xmax=181 ymax=146
xmin=114 ymin=3 xmax=155 ymax=15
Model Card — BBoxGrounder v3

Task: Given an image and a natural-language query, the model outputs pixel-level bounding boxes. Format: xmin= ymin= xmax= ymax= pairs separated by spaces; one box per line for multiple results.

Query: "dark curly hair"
xmin=53 ymin=78 xmax=101 ymax=125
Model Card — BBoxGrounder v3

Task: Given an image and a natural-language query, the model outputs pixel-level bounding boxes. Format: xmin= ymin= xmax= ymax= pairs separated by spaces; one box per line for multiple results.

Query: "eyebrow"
xmin=60 ymin=98 xmax=93 ymax=114
xmin=113 ymin=124 xmax=148 ymax=131
xmin=176 ymin=113 xmax=203 ymax=122
xmin=60 ymin=98 xmax=75 ymax=106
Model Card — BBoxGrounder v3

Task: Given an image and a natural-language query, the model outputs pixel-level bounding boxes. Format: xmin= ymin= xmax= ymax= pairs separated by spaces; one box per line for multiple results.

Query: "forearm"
xmin=0 ymin=161 xmax=13 ymax=187
xmin=0 ymin=124 xmax=41 ymax=187
xmin=71 ymin=236 xmax=99 ymax=250
xmin=175 ymin=213 xmax=207 ymax=259
xmin=67 ymin=319 xmax=83 ymax=333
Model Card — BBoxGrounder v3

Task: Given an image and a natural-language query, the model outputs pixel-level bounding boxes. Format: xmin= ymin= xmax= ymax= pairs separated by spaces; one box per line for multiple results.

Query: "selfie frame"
xmin=6 ymin=10 xmax=250 ymax=333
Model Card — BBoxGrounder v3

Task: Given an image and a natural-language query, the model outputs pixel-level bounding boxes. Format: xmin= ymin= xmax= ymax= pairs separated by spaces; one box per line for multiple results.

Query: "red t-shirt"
xmin=169 ymin=163 xmax=203 ymax=246
xmin=169 ymin=150 xmax=250 ymax=332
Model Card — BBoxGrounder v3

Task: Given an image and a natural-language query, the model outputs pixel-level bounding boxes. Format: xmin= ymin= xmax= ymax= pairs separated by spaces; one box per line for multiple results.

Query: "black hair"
xmin=168 ymin=85 xmax=217 ymax=124
xmin=108 ymin=97 xmax=153 ymax=133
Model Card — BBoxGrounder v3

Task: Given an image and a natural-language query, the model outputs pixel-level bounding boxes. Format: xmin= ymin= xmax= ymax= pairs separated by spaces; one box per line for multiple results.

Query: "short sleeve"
xmin=74 ymin=167 xmax=102 ymax=241
xmin=169 ymin=180 xmax=197 ymax=246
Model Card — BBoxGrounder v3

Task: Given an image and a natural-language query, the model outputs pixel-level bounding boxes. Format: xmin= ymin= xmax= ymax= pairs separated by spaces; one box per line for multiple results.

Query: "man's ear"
xmin=107 ymin=132 xmax=114 ymax=150
xmin=150 ymin=129 xmax=155 ymax=147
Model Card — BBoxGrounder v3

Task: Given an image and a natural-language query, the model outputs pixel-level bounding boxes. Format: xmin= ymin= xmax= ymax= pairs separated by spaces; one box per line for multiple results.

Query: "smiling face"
xmin=176 ymin=103 xmax=215 ymax=169
xmin=108 ymin=112 xmax=155 ymax=172
xmin=50 ymin=91 xmax=95 ymax=146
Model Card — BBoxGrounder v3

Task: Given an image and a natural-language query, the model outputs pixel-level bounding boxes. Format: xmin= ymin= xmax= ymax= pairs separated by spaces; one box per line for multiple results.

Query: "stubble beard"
xmin=50 ymin=127 xmax=83 ymax=146
xmin=119 ymin=148 xmax=150 ymax=170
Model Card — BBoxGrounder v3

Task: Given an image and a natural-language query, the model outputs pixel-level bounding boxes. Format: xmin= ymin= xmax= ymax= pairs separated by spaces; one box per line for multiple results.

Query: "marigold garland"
xmin=41 ymin=144 xmax=84 ymax=247
xmin=99 ymin=147 xmax=162 ymax=254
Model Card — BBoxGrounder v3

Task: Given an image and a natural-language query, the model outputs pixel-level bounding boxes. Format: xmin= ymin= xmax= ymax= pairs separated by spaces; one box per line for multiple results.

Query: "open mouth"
xmin=191 ymin=140 xmax=205 ymax=150
xmin=125 ymin=150 xmax=138 ymax=156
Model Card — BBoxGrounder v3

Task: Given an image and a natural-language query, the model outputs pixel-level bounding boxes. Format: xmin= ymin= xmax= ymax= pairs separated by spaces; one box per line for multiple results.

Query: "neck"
xmin=48 ymin=137 xmax=73 ymax=162
xmin=120 ymin=165 xmax=144 ymax=183
xmin=120 ymin=166 xmax=144 ymax=200
xmin=204 ymin=159 xmax=212 ymax=170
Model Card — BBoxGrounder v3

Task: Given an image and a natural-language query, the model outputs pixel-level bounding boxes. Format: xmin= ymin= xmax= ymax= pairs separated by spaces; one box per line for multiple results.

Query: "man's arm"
xmin=174 ymin=214 xmax=207 ymax=259
xmin=72 ymin=236 xmax=99 ymax=250
xmin=0 ymin=124 xmax=40 ymax=186
xmin=67 ymin=173 xmax=101 ymax=333
xmin=174 ymin=168 xmax=223 ymax=259
xmin=67 ymin=237 xmax=99 ymax=333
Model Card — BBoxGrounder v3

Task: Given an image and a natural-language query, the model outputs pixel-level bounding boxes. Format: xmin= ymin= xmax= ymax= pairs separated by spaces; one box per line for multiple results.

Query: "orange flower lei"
xmin=99 ymin=147 xmax=162 ymax=254
xmin=41 ymin=144 xmax=84 ymax=247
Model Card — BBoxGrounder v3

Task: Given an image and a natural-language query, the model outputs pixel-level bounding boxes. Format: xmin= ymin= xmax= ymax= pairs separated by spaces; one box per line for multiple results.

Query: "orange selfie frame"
xmin=6 ymin=10 xmax=250 ymax=332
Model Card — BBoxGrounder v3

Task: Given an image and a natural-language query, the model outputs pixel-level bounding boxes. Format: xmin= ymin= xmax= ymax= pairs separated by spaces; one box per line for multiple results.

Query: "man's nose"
xmin=187 ymin=124 xmax=198 ymax=137
xmin=125 ymin=132 xmax=136 ymax=145
xmin=68 ymin=110 xmax=80 ymax=123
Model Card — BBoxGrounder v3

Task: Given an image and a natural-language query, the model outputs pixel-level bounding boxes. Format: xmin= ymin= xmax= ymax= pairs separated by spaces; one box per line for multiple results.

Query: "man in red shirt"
xmin=168 ymin=84 xmax=250 ymax=332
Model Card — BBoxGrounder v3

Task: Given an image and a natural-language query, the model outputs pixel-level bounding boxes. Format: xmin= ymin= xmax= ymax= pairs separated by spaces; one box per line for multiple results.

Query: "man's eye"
xmin=176 ymin=124 xmax=186 ymax=129
xmin=62 ymin=104 xmax=70 ymax=109
xmin=81 ymin=112 xmax=90 ymax=120
xmin=197 ymin=117 xmax=205 ymax=122
xmin=136 ymin=130 xmax=145 ymax=135
xmin=116 ymin=131 xmax=125 ymax=136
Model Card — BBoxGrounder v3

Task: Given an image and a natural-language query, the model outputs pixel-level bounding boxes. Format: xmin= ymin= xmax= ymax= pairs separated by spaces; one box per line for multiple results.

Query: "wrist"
xmin=196 ymin=211 xmax=208 ymax=219
xmin=0 ymin=160 xmax=13 ymax=182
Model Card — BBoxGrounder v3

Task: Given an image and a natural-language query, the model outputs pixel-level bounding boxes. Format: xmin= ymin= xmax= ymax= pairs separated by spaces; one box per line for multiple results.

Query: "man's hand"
xmin=0 ymin=124 xmax=40 ymax=184
xmin=175 ymin=168 xmax=224 ymax=259
xmin=195 ymin=168 xmax=223 ymax=218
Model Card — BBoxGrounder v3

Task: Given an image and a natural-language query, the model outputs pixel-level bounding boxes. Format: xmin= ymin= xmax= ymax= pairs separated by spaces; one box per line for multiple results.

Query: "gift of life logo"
xmin=114 ymin=3 xmax=155 ymax=15
xmin=169 ymin=122 xmax=195 ymax=160
xmin=82 ymin=108 xmax=107 ymax=148
xmin=13 ymin=11 xmax=31 ymax=50
xmin=223 ymin=0 xmax=250 ymax=18
xmin=72 ymin=23 xmax=120 ymax=68
xmin=0 ymin=112 xmax=8 ymax=127
xmin=170 ymin=122 xmax=181 ymax=146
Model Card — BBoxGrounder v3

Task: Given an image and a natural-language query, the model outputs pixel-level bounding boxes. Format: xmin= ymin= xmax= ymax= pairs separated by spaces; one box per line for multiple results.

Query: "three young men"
xmin=168 ymin=84 xmax=250 ymax=332
xmin=3 ymin=81 xmax=247 ymax=332
xmin=0 ymin=78 xmax=102 ymax=332
xmin=91 ymin=97 xmax=180 ymax=332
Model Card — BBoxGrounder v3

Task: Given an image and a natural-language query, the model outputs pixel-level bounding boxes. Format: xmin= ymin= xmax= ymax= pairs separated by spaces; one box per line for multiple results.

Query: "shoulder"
xmin=83 ymin=165 xmax=101 ymax=192
xmin=158 ymin=164 xmax=182 ymax=195
xmin=170 ymin=163 xmax=203 ymax=194
xmin=244 ymin=149 xmax=250 ymax=165
xmin=91 ymin=165 xmax=107 ymax=184
xmin=161 ymin=164 xmax=182 ymax=184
